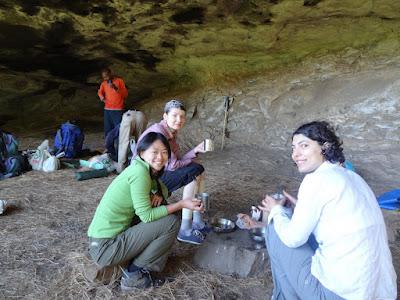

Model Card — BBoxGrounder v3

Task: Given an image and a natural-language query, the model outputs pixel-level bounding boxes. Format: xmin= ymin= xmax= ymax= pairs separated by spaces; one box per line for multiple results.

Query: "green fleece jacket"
xmin=88 ymin=157 xmax=169 ymax=238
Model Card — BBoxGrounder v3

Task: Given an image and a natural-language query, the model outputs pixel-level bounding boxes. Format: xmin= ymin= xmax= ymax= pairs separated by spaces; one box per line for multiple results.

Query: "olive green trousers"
xmin=88 ymin=214 xmax=179 ymax=272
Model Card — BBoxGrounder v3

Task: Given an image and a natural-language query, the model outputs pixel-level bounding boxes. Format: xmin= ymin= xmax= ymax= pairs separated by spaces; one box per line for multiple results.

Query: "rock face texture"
xmin=0 ymin=1 xmax=399 ymax=190
xmin=1 ymin=0 xmax=400 ymax=130
xmin=140 ymin=57 xmax=400 ymax=193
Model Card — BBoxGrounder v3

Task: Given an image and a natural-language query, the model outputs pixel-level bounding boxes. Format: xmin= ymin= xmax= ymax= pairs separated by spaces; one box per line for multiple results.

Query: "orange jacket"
xmin=98 ymin=77 xmax=128 ymax=110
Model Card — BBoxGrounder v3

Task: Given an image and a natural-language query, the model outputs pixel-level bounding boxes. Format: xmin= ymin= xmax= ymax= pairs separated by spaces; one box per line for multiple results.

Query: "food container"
xmin=211 ymin=217 xmax=236 ymax=233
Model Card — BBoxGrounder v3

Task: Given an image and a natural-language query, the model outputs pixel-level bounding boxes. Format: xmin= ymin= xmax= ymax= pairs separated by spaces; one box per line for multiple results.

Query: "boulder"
xmin=193 ymin=229 xmax=269 ymax=278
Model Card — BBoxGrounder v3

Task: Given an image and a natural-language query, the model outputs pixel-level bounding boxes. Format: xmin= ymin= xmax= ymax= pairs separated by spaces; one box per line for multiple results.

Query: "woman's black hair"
xmin=137 ymin=132 xmax=171 ymax=177
xmin=292 ymin=121 xmax=345 ymax=164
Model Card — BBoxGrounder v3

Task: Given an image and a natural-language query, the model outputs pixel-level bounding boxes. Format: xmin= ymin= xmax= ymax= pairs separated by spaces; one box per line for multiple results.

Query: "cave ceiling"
xmin=0 ymin=0 xmax=399 ymax=116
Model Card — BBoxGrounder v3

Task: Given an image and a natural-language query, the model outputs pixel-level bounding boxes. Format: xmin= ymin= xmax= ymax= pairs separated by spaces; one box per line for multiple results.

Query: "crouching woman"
xmin=260 ymin=121 xmax=397 ymax=300
xmin=87 ymin=132 xmax=203 ymax=291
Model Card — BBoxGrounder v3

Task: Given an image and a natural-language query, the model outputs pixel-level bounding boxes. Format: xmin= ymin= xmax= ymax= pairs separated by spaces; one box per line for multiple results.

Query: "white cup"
xmin=195 ymin=192 xmax=210 ymax=211
xmin=204 ymin=139 xmax=214 ymax=152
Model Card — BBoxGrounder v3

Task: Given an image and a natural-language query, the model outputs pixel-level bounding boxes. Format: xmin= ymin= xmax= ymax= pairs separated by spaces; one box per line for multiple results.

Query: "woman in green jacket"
xmin=87 ymin=132 xmax=203 ymax=291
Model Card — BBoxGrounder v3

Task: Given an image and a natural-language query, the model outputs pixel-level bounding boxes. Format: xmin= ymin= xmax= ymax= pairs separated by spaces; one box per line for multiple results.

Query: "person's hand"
xmin=100 ymin=98 xmax=105 ymax=103
xmin=237 ymin=213 xmax=265 ymax=229
xmin=180 ymin=198 xmax=204 ymax=212
xmin=194 ymin=141 xmax=206 ymax=154
xmin=283 ymin=190 xmax=297 ymax=206
xmin=258 ymin=194 xmax=282 ymax=213
xmin=150 ymin=194 xmax=163 ymax=207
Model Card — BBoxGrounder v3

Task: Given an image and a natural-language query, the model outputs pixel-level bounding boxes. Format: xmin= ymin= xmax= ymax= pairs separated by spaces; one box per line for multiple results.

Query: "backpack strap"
xmin=55 ymin=128 xmax=64 ymax=155
xmin=0 ymin=157 xmax=5 ymax=173
xmin=0 ymin=130 xmax=7 ymax=160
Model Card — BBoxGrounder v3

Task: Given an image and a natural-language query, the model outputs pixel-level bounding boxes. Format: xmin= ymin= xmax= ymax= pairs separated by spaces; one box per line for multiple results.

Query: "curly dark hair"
xmin=292 ymin=121 xmax=345 ymax=164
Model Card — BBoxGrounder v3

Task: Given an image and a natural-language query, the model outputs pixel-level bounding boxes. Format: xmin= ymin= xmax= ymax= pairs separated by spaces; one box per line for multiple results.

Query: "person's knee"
xmin=171 ymin=214 xmax=180 ymax=232
xmin=188 ymin=164 xmax=204 ymax=184
xmin=164 ymin=214 xmax=180 ymax=233
xmin=196 ymin=172 xmax=205 ymax=181
xmin=194 ymin=163 xmax=205 ymax=174
xmin=89 ymin=250 xmax=113 ymax=268
xmin=95 ymin=258 xmax=111 ymax=269
xmin=266 ymin=223 xmax=278 ymax=248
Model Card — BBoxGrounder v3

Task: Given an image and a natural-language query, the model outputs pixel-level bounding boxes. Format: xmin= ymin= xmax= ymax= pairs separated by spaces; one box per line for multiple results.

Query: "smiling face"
xmin=163 ymin=108 xmax=186 ymax=132
xmin=140 ymin=139 xmax=169 ymax=172
xmin=292 ymin=134 xmax=325 ymax=173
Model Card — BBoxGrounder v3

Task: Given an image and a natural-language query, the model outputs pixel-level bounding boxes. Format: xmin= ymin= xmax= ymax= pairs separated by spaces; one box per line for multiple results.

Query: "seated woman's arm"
xmin=168 ymin=150 xmax=195 ymax=170
xmin=169 ymin=141 xmax=206 ymax=170
xmin=268 ymin=175 xmax=327 ymax=248
xmin=130 ymin=174 xmax=202 ymax=223
xmin=165 ymin=199 xmax=202 ymax=214
xmin=130 ymin=174 xmax=168 ymax=223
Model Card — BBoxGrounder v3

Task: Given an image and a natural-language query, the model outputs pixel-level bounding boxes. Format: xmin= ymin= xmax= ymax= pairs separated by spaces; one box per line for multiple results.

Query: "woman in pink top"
xmin=136 ymin=100 xmax=208 ymax=245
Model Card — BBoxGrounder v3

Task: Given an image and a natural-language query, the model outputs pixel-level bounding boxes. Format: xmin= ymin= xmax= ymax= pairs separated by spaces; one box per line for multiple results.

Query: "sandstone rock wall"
xmin=139 ymin=55 xmax=400 ymax=193
xmin=1 ymin=0 xmax=400 ymax=129
xmin=1 ymin=1 xmax=399 ymax=191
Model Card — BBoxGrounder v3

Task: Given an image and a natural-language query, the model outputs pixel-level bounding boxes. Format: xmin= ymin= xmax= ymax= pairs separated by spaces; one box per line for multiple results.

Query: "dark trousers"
xmin=104 ymin=109 xmax=124 ymax=137
xmin=160 ymin=163 xmax=204 ymax=193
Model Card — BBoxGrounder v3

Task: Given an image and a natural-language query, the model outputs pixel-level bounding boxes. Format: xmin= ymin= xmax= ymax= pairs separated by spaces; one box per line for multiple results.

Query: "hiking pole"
xmin=221 ymin=96 xmax=230 ymax=150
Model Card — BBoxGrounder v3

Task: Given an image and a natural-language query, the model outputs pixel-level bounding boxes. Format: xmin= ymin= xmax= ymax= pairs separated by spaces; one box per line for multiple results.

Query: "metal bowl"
xmin=249 ymin=227 xmax=267 ymax=243
xmin=211 ymin=218 xmax=236 ymax=233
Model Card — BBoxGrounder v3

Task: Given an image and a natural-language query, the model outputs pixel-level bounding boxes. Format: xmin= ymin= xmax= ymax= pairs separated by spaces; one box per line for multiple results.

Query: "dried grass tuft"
xmin=1 ymin=133 xmax=398 ymax=299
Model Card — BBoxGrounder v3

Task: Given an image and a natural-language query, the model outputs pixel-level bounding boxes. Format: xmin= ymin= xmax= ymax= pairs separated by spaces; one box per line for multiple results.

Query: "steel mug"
xmin=195 ymin=192 xmax=210 ymax=211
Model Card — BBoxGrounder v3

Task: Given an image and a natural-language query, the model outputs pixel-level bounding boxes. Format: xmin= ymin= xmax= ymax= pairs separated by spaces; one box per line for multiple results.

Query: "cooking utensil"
xmin=211 ymin=217 xmax=236 ymax=233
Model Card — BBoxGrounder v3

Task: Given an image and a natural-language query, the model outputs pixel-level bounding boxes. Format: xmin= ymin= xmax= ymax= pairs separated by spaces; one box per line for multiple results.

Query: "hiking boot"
xmin=120 ymin=268 xmax=153 ymax=291
xmin=177 ymin=229 xmax=205 ymax=245
xmin=152 ymin=274 xmax=174 ymax=288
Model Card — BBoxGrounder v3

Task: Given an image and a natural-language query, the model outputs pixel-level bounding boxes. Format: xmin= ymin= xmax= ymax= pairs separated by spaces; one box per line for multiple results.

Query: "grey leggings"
xmin=265 ymin=222 xmax=344 ymax=300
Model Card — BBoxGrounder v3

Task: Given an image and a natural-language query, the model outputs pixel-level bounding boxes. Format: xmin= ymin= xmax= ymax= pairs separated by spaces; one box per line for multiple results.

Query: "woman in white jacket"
xmin=260 ymin=121 xmax=397 ymax=300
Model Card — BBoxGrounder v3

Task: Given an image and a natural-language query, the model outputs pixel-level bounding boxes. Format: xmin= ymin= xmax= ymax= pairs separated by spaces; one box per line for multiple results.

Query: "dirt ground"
xmin=0 ymin=132 xmax=399 ymax=299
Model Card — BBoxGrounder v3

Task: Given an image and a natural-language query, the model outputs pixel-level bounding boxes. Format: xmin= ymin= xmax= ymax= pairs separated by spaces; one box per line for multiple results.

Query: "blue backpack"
xmin=377 ymin=189 xmax=400 ymax=211
xmin=0 ymin=130 xmax=24 ymax=179
xmin=54 ymin=122 xmax=84 ymax=158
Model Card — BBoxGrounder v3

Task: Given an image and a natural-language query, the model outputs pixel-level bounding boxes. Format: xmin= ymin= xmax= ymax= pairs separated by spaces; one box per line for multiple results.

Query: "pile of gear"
xmin=1 ymin=110 xmax=146 ymax=182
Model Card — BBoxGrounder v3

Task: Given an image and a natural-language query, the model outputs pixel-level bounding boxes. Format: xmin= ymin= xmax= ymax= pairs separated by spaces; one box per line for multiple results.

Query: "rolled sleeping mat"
xmin=75 ymin=168 xmax=109 ymax=181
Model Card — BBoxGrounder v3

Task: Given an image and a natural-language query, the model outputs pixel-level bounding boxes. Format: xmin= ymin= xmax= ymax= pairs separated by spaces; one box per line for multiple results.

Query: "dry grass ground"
xmin=0 ymin=132 xmax=399 ymax=299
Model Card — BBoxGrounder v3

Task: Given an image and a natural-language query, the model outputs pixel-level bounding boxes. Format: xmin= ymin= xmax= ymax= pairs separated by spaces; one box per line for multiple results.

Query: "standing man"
xmin=98 ymin=68 xmax=128 ymax=137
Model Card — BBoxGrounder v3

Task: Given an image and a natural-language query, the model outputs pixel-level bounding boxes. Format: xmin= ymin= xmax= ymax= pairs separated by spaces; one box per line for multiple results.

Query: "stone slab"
xmin=193 ymin=229 xmax=269 ymax=278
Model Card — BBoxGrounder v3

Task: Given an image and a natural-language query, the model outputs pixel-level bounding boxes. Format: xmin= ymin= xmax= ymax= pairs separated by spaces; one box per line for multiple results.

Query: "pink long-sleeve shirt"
xmin=135 ymin=120 xmax=197 ymax=171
